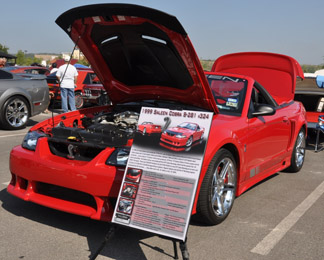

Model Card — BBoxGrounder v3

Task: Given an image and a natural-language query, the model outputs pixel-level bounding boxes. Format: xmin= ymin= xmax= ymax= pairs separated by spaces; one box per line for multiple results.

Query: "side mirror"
xmin=252 ymin=104 xmax=276 ymax=117
xmin=316 ymin=75 xmax=324 ymax=88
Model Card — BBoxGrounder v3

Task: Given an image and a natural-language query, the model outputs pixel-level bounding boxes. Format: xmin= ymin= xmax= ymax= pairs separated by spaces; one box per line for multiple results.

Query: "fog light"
xmin=106 ymin=147 xmax=130 ymax=166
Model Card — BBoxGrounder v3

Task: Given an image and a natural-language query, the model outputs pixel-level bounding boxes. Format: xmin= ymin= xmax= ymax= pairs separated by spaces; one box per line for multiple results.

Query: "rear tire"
xmin=0 ymin=96 xmax=30 ymax=130
xmin=196 ymin=148 xmax=237 ymax=225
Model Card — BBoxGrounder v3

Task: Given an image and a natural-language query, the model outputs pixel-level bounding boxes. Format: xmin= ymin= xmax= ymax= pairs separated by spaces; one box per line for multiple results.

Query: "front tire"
xmin=286 ymin=128 xmax=306 ymax=173
xmin=0 ymin=96 xmax=30 ymax=130
xmin=185 ymin=136 xmax=193 ymax=147
xmin=196 ymin=148 xmax=237 ymax=225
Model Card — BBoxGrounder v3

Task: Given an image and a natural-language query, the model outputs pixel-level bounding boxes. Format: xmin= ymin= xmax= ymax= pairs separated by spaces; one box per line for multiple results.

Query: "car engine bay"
xmin=43 ymin=101 xmax=208 ymax=161
xmin=47 ymin=110 xmax=139 ymax=161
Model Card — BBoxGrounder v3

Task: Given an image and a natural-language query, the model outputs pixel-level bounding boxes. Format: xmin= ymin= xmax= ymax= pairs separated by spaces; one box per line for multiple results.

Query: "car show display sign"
xmin=112 ymin=107 xmax=213 ymax=241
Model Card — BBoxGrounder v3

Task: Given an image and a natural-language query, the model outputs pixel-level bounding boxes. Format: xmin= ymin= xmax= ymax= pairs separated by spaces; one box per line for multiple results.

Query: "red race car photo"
xmin=125 ymin=168 xmax=142 ymax=183
xmin=117 ymin=198 xmax=134 ymax=215
xmin=7 ymin=4 xmax=306 ymax=225
xmin=160 ymin=122 xmax=204 ymax=149
xmin=121 ymin=183 xmax=138 ymax=199
xmin=137 ymin=121 xmax=162 ymax=135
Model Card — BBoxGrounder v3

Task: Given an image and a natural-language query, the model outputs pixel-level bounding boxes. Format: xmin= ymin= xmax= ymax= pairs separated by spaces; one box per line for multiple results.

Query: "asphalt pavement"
xmin=0 ymin=113 xmax=323 ymax=260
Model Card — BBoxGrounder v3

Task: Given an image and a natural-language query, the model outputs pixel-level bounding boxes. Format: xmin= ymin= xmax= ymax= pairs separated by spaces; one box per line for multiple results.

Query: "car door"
xmin=245 ymin=85 xmax=291 ymax=179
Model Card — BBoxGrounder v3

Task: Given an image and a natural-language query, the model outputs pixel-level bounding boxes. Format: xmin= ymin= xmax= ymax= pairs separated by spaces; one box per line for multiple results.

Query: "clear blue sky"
xmin=1 ymin=0 xmax=324 ymax=64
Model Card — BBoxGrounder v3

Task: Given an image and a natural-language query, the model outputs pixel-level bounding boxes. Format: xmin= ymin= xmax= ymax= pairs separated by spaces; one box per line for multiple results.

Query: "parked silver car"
xmin=0 ymin=69 xmax=49 ymax=130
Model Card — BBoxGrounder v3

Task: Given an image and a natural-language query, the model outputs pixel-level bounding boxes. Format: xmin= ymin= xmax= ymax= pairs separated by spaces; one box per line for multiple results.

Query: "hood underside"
xmin=212 ymin=52 xmax=304 ymax=102
xmin=56 ymin=4 xmax=217 ymax=112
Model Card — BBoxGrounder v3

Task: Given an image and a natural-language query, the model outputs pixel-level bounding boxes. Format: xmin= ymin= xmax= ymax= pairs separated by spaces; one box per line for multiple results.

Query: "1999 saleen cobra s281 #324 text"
xmin=7 ymin=4 xmax=306 ymax=225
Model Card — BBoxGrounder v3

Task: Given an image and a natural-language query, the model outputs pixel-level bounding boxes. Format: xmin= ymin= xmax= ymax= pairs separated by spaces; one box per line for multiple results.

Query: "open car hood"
xmin=56 ymin=4 xmax=217 ymax=112
xmin=211 ymin=52 xmax=304 ymax=102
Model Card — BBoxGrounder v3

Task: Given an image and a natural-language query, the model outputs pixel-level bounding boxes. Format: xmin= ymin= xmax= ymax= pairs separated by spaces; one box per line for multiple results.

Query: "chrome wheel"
xmin=295 ymin=130 xmax=306 ymax=168
xmin=196 ymin=148 xmax=237 ymax=225
xmin=75 ymin=92 xmax=84 ymax=109
xmin=186 ymin=136 xmax=193 ymax=147
xmin=286 ymin=128 xmax=306 ymax=172
xmin=5 ymin=98 xmax=29 ymax=128
xmin=211 ymin=157 xmax=236 ymax=217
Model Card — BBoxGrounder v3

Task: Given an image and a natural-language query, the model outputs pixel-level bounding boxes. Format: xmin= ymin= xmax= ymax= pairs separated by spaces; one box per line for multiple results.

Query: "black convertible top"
xmin=55 ymin=3 xmax=187 ymax=36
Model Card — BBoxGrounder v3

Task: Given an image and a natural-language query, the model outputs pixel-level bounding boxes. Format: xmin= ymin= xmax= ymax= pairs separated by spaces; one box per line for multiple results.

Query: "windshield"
xmin=177 ymin=122 xmax=197 ymax=130
xmin=206 ymin=74 xmax=247 ymax=115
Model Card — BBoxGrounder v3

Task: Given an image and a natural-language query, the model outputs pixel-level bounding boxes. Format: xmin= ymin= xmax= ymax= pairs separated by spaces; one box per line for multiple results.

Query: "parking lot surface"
xmin=0 ymin=113 xmax=323 ymax=260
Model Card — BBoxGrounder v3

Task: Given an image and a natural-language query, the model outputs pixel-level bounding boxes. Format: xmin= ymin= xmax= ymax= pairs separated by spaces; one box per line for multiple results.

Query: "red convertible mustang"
xmin=7 ymin=4 xmax=306 ymax=225
xmin=137 ymin=121 xmax=162 ymax=135
xmin=160 ymin=122 xmax=204 ymax=148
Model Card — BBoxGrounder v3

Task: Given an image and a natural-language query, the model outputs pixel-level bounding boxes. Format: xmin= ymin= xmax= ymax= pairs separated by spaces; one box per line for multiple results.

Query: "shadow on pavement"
xmin=0 ymin=188 xmax=179 ymax=259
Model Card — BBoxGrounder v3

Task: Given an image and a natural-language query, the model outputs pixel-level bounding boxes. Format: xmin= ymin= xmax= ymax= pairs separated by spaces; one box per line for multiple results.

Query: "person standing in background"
xmin=0 ymin=58 xmax=7 ymax=68
xmin=56 ymin=57 xmax=78 ymax=113
xmin=50 ymin=62 xmax=58 ymax=74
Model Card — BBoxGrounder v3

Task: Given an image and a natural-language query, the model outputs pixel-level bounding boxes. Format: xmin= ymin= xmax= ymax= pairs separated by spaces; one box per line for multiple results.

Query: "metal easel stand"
xmin=89 ymin=224 xmax=190 ymax=260
xmin=89 ymin=224 xmax=118 ymax=260
xmin=172 ymin=238 xmax=190 ymax=260
xmin=315 ymin=126 xmax=324 ymax=152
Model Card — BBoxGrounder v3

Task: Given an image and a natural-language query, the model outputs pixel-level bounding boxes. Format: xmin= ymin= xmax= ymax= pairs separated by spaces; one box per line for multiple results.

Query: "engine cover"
xmin=50 ymin=124 xmax=130 ymax=147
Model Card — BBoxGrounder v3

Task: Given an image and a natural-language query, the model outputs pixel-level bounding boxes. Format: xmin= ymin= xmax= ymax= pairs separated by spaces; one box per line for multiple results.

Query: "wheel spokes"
xmin=295 ymin=132 xmax=305 ymax=166
xmin=220 ymin=160 xmax=230 ymax=180
xmin=211 ymin=157 xmax=236 ymax=217
xmin=216 ymin=195 xmax=225 ymax=215
xmin=6 ymin=99 xmax=28 ymax=127
xmin=224 ymin=183 xmax=235 ymax=191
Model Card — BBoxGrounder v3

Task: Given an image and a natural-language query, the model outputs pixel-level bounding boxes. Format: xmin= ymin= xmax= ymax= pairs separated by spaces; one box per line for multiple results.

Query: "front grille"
xmin=84 ymin=89 xmax=101 ymax=97
xmin=166 ymin=130 xmax=178 ymax=137
xmin=36 ymin=182 xmax=97 ymax=210
xmin=84 ymin=89 xmax=91 ymax=97
xmin=48 ymin=139 xmax=105 ymax=161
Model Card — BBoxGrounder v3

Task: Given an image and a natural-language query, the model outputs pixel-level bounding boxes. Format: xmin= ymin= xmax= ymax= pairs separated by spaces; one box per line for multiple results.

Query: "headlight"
xmin=22 ymin=131 xmax=47 ymax=151
xmin=106 ymin=147 xmax=130 ymax=166
xmin=175 ymin=134 xmax=186 ymax=138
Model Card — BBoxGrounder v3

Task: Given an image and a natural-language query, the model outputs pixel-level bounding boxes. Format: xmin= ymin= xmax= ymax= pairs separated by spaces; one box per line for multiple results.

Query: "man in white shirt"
xmin=56 ymin=57 xmax=78 ymax=113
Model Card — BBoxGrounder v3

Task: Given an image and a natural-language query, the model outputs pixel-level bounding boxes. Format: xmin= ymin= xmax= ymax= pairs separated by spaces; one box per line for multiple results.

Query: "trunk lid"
xmin=212 ymin=52 xmax=304 ymax=102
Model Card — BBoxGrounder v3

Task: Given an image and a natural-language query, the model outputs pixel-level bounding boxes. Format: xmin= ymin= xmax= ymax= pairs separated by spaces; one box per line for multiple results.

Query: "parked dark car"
xmin=0 ymin=69 xmax=49 ymax=129
xmin=295 ymin=73 xmax=324 ymax=129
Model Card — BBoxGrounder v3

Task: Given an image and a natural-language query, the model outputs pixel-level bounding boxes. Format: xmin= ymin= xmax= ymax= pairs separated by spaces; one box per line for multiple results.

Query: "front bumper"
xmin=160 ymin=133 xmax=188 ymax=147
xmin=8 ymin=138 xmax=124 ymax=222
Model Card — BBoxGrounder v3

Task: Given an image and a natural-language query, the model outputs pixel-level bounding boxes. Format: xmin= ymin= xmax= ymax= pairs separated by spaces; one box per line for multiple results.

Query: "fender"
xmin=0 ymin=86 xmax=33 ymax=113
xmin=192 ymin=117 xmax=246 ymax=214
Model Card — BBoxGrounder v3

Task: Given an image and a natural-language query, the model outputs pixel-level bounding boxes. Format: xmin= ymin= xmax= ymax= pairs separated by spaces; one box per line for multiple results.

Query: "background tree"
xmin=77 ymin=57 xmax=90 ymax=67
xmin=200 ymin=59 xmax=214 ymax=71
xmin=301 ymin=64 xmax=324 ymax=73
xmin=15 ymin=50 xmax=26 ymax=65
xmin=0 ymin=43 xmax=9 ymax=54
xmin=15 ymin=50 xmax=42 ymax=66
